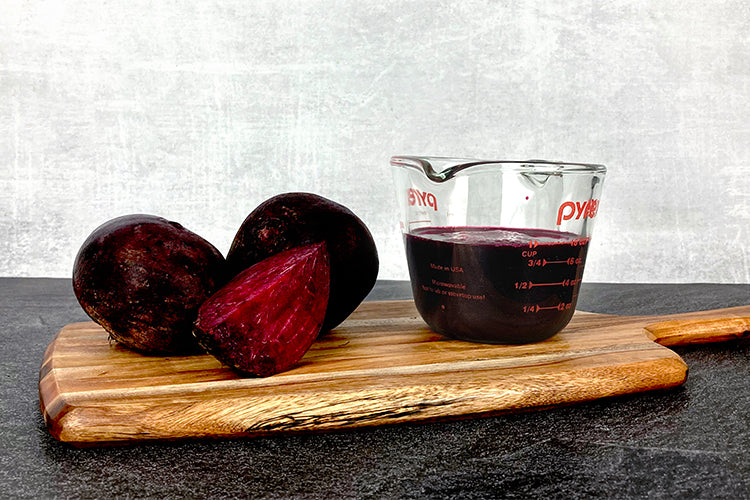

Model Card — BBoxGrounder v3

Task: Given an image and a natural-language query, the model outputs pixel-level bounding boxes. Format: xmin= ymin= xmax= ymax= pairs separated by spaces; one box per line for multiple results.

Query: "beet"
xmin=72 ymin=214 xmax=227 ymax=354
xmin=226 ymin=192 xmax=378 ymax=332
xmin=194 ymin=242 xmax=329 ymax=377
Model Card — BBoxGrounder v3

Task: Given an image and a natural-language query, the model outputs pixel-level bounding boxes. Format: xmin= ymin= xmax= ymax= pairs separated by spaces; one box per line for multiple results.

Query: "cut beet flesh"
xmin=226 ymin=192 xmax=378 ymax=333
xmin=194 ymin=242 xmax=329 ymax=377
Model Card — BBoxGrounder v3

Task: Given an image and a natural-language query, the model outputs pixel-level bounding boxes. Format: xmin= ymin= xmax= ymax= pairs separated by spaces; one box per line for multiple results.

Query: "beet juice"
xmin=405 ymin=226 xmax=589 ymax=344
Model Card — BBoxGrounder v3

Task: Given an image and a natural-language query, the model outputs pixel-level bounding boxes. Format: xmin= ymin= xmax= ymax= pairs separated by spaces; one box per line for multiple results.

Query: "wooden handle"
xmin=644 ymin=316 xmax=750 ymax=346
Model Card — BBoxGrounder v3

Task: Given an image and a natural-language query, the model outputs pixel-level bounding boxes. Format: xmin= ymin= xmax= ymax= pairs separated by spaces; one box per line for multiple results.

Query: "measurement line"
xmin=529 ymin=281 xmax=566 ymax=288
xmin=518 ymin=279 xmax=580 ymax=289
xmin=524 ymin=302 xmax=573 ymax=313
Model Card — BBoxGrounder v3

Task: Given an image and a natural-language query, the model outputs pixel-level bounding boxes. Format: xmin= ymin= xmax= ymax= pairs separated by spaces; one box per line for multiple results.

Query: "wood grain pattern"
xmin=644 ymin=317 xmax=750 ymax=346
xmin=39 ymin=301 xmax=750 ymax=446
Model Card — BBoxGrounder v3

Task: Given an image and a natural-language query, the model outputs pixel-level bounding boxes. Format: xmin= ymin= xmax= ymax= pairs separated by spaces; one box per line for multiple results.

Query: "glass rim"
xmin=391 ymin=155 xmax=607 ymax=182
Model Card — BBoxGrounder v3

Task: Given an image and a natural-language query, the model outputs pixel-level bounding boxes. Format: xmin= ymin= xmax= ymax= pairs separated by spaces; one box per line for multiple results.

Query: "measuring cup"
xmin=391 ymin=156 xmax=606 ymax=344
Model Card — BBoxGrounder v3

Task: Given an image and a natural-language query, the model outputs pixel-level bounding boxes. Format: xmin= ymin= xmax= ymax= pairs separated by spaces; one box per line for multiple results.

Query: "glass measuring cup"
xmin=391 ymin=156 xmax=606 ymax=344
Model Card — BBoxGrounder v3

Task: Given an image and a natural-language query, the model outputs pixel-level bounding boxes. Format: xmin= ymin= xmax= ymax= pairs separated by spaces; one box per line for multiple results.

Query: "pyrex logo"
xmin=408 ymin=188 xmax=438 ymax=211
xmin=557 ymin=199 xmax=600 ymax=225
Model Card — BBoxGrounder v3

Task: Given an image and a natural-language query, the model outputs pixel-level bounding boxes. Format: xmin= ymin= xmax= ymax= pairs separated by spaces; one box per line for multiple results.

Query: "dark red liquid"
xmin=405 ymin=226 xmax=589 ymax=343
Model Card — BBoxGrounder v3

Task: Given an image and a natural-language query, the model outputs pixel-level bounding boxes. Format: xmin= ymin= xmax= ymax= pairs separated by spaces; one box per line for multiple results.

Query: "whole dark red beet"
xmin=73 ymin=214 xmax=226 ymax=354
xmin=226 ymin=192 xmax=378 ymax=332
xmin=194 ymin=242 xmax=329 ymax=377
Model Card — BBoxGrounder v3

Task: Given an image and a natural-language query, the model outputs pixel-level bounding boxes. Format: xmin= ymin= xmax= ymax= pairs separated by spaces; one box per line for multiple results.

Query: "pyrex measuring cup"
xmin=391 ymin=156 xmax=606 ymax=344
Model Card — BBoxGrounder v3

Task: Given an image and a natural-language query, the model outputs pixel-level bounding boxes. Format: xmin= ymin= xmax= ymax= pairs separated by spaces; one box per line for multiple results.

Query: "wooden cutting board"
xmin=40 ymin=300 xmax=750 ymax=446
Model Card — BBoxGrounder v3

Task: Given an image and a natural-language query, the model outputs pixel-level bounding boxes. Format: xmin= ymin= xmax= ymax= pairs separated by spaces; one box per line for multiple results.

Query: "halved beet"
xmin=226 ymin=193 xmax=378 ymax=332
xmin=72 ymin=214 xmax=226 ymax=354
xmin=194 ymin=242 xmax=329 ymax=377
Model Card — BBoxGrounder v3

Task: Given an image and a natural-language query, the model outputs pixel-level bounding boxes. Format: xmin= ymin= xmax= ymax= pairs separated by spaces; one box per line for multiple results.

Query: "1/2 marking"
xmin=515 ymin=278 xmax=581 ymax=289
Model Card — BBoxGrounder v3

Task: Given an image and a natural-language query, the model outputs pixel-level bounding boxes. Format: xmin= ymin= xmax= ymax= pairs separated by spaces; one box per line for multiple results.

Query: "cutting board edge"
xmin=42 ymin=350 xmax=689 ymax=447
xmin=39 ymin=328 xmax=69 ymax=442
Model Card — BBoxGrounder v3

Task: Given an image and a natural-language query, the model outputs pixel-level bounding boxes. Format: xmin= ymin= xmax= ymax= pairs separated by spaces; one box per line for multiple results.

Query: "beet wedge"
xmin=226 ymin=192 xmax=378 ymax=333
xmin=194 ymin=242 xmax=329 ymax=377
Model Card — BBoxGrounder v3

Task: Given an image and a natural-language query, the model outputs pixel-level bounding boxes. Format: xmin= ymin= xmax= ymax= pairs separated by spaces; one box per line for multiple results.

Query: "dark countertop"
xmin=1 ymin=278 xmax=749 ymax=499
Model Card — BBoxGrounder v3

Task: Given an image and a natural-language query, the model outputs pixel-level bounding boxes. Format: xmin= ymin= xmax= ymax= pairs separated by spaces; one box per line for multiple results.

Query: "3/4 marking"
xmin=528 ymin=257 xmax=583 ymax=267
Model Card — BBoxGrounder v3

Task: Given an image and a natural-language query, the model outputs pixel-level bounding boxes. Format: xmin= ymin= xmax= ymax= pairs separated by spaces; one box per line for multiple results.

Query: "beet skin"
xmin=73 ymin=214 xmax=227 ymax=354
xmin=226 ymin=193 xmax=378 ymax=332
xmin=194 ymin=242 xmax=330 ymax=376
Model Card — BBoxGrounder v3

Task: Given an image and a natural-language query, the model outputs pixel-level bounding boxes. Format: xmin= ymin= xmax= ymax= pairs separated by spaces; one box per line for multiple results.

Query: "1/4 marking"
xmin=522 ymin=302 xmax=573 ymax=313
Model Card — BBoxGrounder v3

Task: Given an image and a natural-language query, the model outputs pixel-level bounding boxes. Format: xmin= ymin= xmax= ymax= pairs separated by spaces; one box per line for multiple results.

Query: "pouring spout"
xmin=390 ymin=156 xmax=487 ymax=183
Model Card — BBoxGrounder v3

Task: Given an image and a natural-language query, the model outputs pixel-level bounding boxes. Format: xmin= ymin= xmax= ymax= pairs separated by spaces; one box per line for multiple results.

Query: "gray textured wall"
xmin=2 ymin=1 xmax=749 ymax=283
